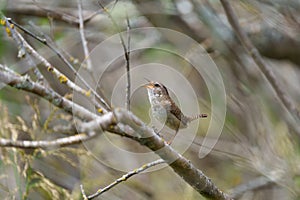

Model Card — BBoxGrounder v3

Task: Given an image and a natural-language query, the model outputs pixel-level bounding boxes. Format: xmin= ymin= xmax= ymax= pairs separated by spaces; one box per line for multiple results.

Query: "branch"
xmin=219 ymin=0 xmax=300 ymax=133
xmin=6 ymin=17 xmax=111 ymax=112
xmin=3 ymin=18 xmax=90 ymax=97
xmin=113 ymin=109 xmax=232 ymax=200
xmin=256 ymin=0 xmax=300 ymax=11
xmin=77 ymin=0 xmax=93 ymax=72
xmin=84 ymin=159 xmax=165 ymax=199
xmin=247 ymin=25 xmax=300 ymax=66
xmin=125 ymin=12 xmax=131 ymax=111
xmin=80 ymin=184 xmax=88 ymax=200
xmin=78 ymin=108 xmax=233 ymax=199
xmin=0 ymin=132 xmax=95 ymax=149
xmin=98 ymin=2 xmax=131 ymax=110
xmin=0 ymin=65 xmax=138 ymax=142
xmin=0 ymin=67 xmax=98 ymax=120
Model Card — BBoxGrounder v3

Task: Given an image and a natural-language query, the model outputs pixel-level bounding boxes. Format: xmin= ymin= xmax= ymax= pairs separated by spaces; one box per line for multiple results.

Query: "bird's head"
xmin=143 ymin=79 xmax=169 ymax=98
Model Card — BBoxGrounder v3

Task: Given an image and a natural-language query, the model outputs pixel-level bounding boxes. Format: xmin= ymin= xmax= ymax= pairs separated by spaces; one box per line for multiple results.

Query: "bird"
xmin=143 ymin=79 xmax=207 ymax=142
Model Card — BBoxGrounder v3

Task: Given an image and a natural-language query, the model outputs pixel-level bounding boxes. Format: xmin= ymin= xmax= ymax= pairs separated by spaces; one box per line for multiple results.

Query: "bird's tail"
xmin=188 ymin=113 xmax=208 ymax=122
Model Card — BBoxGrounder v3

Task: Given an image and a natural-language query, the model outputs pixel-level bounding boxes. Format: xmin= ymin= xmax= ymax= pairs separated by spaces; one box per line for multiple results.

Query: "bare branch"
xmin=0 ymin=132 xmax=95 ymax=149
xmin=80 ymin=184 xmax=88 ymax=200
xmin=125 ymin=11 xmax=131 ymax=111
xmin=79 ymin=108 xmax=233 ymax=199
xmin=4 ymin=18 xmax=88 ymax=97
xmin=86 ymin=159 xmax=165 ymax=199
xmin=77 ymin=0 xmax=93 ymax=72
xmin=0 ymin=67 xmax=98 ymax=120
xmin=219 ymin=0 xmax=300 ymax=128
xmin=113 ymin=109 xmax=232 ymax=200
xmin=6 ymin=17 xmax=111 ymax=112
xmin=98 ymin=2 xmax=131 ymax=110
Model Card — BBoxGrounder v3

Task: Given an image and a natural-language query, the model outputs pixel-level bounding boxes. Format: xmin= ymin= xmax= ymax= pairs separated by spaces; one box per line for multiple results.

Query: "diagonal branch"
xmin=5 ymin=17 xmax=111 ymax=112
xmin=125 ymin=11 xmax=131 ymax=111
xmin=219 ymin=0 xmax=300 ymax=130
xmin=0 ymin=67 xmax=97 ymax=120
xmin=98 ymin=2 xmax=131 ymax=110
xmin=84 ymin=159 xmax=165 ymax=199
xmin=113 ymin=109 xmax=232 ymax=200
xmin=0 ymin=132 xmax=96 ymax=149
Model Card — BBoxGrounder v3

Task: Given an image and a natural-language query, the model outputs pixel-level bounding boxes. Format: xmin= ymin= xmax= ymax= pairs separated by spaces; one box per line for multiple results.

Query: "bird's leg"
xmin=152 ymin=126 xmax=161 ymax=136
xmin=166 ymin=129 xmax=179 ymax=145
xmin=152 ymin=125 xmax=166 ymax=137
xmin=152 ymin=125 xmax=170 ymax=144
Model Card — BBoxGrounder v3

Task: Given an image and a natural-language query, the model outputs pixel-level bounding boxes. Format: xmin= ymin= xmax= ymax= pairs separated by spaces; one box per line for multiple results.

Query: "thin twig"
xmin=87 ymin=159 xmax=165 ymax=199
xmin=98 ymin=2 xmax=127 ymax=51
xmin=125 ymin=11 xmax=131 ymax=110
xmin=219 ymin=0 xmax=300 ymax=129
xmin=111 ymin=0 xmax=119 ymax=11
xmin=98 ymin=2 xmax=131 ymax=110
xmin=76 ymin=1 xmax=109 ymax=113
xmin=7 ymin=18 xmax=111 ymax=112
xmin=80 ymin=184 xmax=88 ymax=200
xmin=77 ymin=0 xmax=93 ymax=72
xmin=0 ymin=67 xmax=98 ymax=120
xmin=0 ymin=132 xmax=96 ymax=148
xmin=4 ymin=19 xmax=45 ymax=83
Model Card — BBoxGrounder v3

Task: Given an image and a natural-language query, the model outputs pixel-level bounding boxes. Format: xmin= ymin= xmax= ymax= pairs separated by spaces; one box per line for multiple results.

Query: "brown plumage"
xmin=143 ymin=80 xmax=207 ymax=141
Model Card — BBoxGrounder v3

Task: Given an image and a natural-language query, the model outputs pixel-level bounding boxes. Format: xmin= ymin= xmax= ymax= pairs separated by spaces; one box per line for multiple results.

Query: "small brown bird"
xmin=143 ymin=80 xmax=207 ymax=142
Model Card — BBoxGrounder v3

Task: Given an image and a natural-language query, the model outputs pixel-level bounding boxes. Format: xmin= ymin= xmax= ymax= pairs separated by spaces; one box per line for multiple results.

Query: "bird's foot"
xmin=152 ymin=126 xmax=161 ymax=136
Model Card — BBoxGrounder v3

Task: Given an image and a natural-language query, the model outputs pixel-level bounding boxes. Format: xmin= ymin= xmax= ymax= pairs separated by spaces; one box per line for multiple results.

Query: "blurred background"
xmin=0 ymin=0 xmax=300 ymax=199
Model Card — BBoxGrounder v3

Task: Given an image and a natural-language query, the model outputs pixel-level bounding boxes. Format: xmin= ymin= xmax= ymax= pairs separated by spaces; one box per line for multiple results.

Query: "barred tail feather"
xmin=188 ymin=113 xmax=208 ymax=122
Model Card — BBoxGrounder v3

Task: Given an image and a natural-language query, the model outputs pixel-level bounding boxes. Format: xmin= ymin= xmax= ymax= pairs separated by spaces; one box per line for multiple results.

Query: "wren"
xmin=143 ymin=80 xmax=207 ymax=141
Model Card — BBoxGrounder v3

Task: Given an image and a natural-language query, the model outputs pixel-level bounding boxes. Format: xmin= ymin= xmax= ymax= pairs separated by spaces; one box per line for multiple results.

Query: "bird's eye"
xmin=154 ymin=83 xmax=160 ymax=87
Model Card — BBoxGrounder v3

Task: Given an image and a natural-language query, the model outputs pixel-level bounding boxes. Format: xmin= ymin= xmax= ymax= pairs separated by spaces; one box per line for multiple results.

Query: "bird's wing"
xmin=169 ymin=100 xmax=187 ymax=124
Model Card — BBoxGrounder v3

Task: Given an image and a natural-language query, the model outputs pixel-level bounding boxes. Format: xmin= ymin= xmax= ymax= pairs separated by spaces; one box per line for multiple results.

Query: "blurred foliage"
xmin=0 ymin=103 xmax=74 ymax=199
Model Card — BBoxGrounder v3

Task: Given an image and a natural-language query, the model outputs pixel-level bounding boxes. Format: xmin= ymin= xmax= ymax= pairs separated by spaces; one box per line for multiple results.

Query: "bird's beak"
xmin=142 ymin=82 xmax=154 ymax=89
xmin=142 ymin=78 xmax=154 ymax=88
